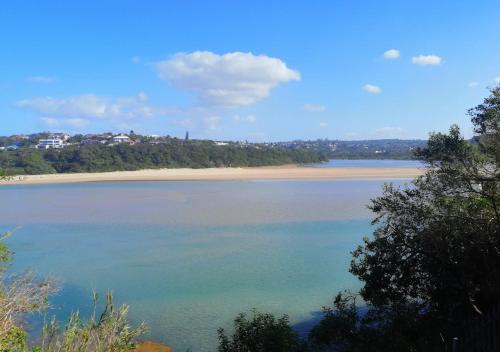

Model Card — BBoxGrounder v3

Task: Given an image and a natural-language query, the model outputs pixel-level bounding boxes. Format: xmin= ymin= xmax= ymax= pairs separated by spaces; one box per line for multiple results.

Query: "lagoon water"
xmin=307 ymin=159 xmax=424 ymax=168
xmin=0 ymin=177 xmax=411 ymax=351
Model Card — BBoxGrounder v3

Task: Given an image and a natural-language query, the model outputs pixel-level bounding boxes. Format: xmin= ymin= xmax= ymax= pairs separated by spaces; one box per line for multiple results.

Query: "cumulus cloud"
xmin=131 ymin=56 xmax=141 ymax=64
xmin=411 ymin=54 xmax=442 ymax=66
xmin=66 ymin=118 xmax=90 ymax=128
xmin=41 ymin=117 xmax=89 ymax=129
xmin=319 ymin=122 xmax=328 ymax=127
xmin=204 ymin=116 xmax=221 ymax=130
xmin=153 ymin=51 xmax=300 ymax=108
xmin=383 ymin=49 xmax=400 ymax=59
xmin=495 ymin=77 xmax=500 ymax=84
xmin=137 ymin=91 xmax=148 ymax=102
xmin=28 ymin=76 xmax=56 ymax=84
xmin=362 ymin=84 xmax=382 ymax=94
xmin=374 ymin=126 xmax=405 ymax=138
xmin=303 ymin=104 xmax=326 ymax=112
xmin=468 ymin=81 xmax=479 ymax=87
xmin=233 ymin=115 xmax=256 ymax=123
xmin=40 ymin=117 xmax=59 ymax=126
xmin=17 ymin=93 xmax=157 ymax=122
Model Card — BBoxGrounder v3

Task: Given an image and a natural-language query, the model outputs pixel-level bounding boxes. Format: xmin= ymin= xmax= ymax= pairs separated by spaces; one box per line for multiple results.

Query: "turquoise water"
xmin=308 ymin=159 xmax=424 ymax=168
xmin=0 ymin=179 xmax=409 ymax=351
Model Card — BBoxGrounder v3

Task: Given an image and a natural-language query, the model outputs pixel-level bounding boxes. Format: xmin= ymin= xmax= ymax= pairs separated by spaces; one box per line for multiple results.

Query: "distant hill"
xmin=0 ymin=135 xmax=326 ymax=175
xmin=0 ymin=133 xmax=427 ymax=175
xmin=272 ymin=139 xmax=427 ymax=160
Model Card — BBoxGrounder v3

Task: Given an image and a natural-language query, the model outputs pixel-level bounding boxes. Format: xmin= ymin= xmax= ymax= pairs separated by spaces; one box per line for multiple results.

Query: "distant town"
xmin=0 ymin=131 xmax=426 ymax=159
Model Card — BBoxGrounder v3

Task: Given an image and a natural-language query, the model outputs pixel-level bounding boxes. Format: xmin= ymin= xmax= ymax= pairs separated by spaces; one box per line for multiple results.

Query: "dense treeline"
xmin=0 ymin=140 xmax=326 ymax=175
xmin=277 ymin=139 xmax=426 ymax=160
xmin=329 ymin=139 xmax=426 ymax=159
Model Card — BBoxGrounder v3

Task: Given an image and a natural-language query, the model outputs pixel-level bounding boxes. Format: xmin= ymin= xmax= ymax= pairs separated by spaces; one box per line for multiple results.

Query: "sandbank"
xmin=0 ymin=165 xmax=424 ymax=185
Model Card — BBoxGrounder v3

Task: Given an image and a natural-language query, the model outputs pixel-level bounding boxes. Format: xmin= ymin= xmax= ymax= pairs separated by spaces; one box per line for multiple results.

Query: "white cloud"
xmin=17 ymin=93 xmax=157 ymax=122
xmin=303 ymin=104 xmax=326 ymax=112
xmin=234 ymin=114 xmax=256 ymax=123
xmin=362 ymin=84 xmax=382 ymax=94
xmin=495 ymin=77 xmax=500 ymax=84
xmin=28 ymin=76 xmax=56 ymax=84
xmin=131 ymin=56 xmax=141 ymax=64
xmin=374 ymin=126 xmax=405 ymax=138
xmin=173 ymin=118 xmax=195 ymax=128
xmin=468 ymin=81 xmax=479 ymax=87
xmin=204 ymin=116 xmax=221 ymax=130
xmin=319 ymin=122 xmax=328 ymax=127
xmin=411 ymin=54 xmax=442 ymax=66
xmin=40 ymin=117 xmax=59 ymax=126
xmin=137 ymin=92 xmax=148 ymax=102
xmin=153 ymin=51 xmax=300 ymax=108
xmin=66 ymin=118 xmax=89 ymax=128
xmin=41 ymin=117 xmax=89 ymax=129
xmin=383 ymin=49 xmax=400 ymax=59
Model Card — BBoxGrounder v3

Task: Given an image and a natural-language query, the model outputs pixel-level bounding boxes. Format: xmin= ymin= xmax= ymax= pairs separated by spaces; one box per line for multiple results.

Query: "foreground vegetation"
xmin=1 ymin=86 xmax=498 ymax=351
xmin=0 ymin=140 xmax=326 ymax=175
xmin=0 ymin=231 xmax=146 ymax=352
xmin=218 ymin=85 xmax=500 ymax=351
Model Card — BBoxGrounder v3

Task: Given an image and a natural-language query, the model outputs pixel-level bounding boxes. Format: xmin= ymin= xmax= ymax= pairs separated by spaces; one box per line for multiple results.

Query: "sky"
xmin=1 ymin=0 xmax=499 ymax=141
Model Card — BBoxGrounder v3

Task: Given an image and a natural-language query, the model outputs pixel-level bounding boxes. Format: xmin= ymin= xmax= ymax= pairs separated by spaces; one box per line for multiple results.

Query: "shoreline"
xmin=0 ymin=165 xmax=424 ymax=185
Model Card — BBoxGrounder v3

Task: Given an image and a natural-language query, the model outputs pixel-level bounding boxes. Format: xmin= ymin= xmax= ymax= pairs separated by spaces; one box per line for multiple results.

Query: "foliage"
xmin=217 ymin=310 xmax=304 ymax=352
xmin=0 ymin=232 xmax=57 ymax=352
xmin=0 ymin=149 xmax=55 ymax=175
xmin=0 ymin=169 xmax=8 ymax=180
xmin=0 ymin=325 xmax=26 ymax=352
xmin=0 ymin=140 xmax=326 ymax=175
xmin=468 ymin=84 xmax=500 ymax=159
xmin=0 ymin=233 xmax=146 ymax=352
xmin=306 ymin=85 xmax=500 ymax=351
xmin=37 ymin=291 xmax=147 ymax=352
xmin=308 ymin=293 xmax=359 ymax=350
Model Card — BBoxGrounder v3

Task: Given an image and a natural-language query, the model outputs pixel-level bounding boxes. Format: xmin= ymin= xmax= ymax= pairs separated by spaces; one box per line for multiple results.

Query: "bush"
xmin=218 ymin=310 xmax=305 ymax=352
xmin=0 ymin=233 xmax=146 ymax=352
xmin=38 ymin=291 xmax=147 ymax=352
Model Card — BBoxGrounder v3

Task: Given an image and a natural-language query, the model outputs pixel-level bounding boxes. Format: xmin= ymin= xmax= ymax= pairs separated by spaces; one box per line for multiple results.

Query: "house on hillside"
xmin=112 ymin=134 xmax=131 ymax=144
xmin=50 ymin=133 xmax=70 ymax=141
xmin=37 ymin=138 xmax=65 ymax=149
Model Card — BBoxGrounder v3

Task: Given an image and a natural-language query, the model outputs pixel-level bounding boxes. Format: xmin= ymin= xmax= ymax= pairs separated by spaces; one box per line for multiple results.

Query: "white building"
xmin=38 ymin=138 xmax=64 ymax=149
xmin=112 ymin=135 xmax=131 ymax=143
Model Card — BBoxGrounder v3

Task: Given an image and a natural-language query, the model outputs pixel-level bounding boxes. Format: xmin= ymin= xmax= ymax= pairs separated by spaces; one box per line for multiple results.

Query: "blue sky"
xmin=1 ymin=1 xmax=499 ymax=141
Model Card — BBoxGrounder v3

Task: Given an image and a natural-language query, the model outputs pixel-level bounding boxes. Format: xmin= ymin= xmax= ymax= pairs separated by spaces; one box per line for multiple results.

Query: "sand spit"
xmin=0 ymin=165 xmax=424 ymax=185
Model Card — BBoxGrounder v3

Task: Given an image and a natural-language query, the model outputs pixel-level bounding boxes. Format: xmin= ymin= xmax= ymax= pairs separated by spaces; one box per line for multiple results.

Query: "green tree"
xmin=218 ymin=310 xmax=304 ymax=352
xmin=0 ymin=169 xmax=8 ymax=180
xmin=308 ymin=293 xmax=358 ymax=350
xmin=309 ymin=85 xmax=500 ymax=351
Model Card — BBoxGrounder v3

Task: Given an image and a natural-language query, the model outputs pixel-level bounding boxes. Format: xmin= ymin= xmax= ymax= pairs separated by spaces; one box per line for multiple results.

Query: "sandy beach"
xmin=0 ymin=165 xmax=424 ymax=185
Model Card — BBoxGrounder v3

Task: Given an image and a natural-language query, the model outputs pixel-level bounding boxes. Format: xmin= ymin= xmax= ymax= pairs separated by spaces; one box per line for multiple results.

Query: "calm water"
xmin=0 ymin=179 xmax=410 ymax=351
xmin=308 ymin=159 xmax=424 ymax=168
